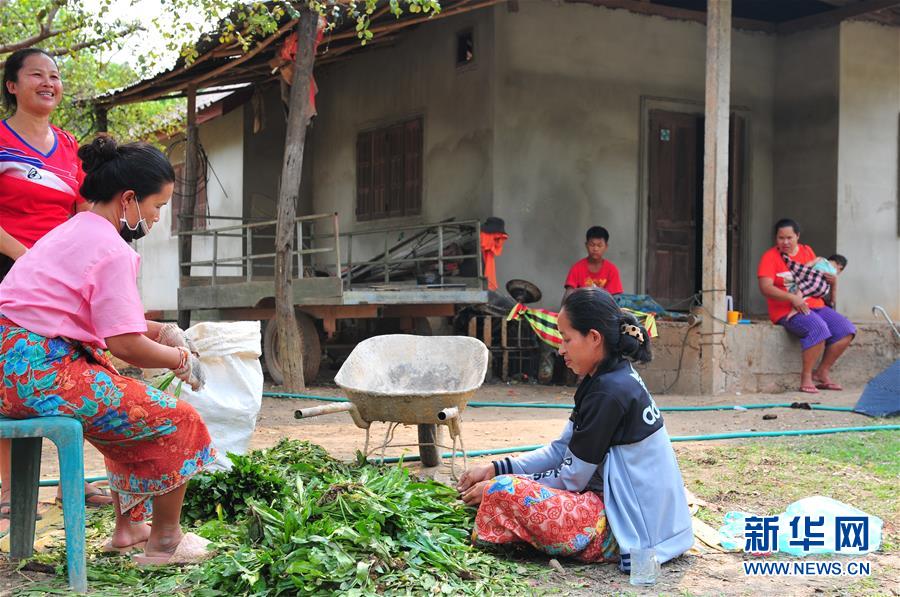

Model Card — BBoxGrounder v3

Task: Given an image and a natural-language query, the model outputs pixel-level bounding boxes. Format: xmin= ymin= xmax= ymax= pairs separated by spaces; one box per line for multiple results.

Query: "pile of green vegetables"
xmin=16 ymin=440 xmax=543 ymax=596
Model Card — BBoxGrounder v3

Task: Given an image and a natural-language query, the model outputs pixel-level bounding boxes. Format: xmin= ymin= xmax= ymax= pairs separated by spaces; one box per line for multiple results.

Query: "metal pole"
xmin=332 ymin=213 xmax=341 ymax=288
xmin=246 ymin=226 xmax=253 ymax=282
xmin=383 ymin=233 xmax=390 ymax=284
xmin=212 ymin=231 xmax=218 ymax=286
xmin=438 ymin=224 xmax=444 ymax=284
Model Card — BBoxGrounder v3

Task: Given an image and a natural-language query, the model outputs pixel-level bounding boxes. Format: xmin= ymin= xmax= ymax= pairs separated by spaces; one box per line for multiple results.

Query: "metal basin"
xmin=334 ymin=334 xmax=489 ymax=425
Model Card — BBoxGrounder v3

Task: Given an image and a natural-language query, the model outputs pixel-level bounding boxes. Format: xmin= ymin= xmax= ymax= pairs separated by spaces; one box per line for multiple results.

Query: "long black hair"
xmin=2 ymin=48 xmax=57 ymax=112
xmin=562 ymin=288 xmax=652 ymax=370
xmin=78 ymin=134 xmax=175 ymax=204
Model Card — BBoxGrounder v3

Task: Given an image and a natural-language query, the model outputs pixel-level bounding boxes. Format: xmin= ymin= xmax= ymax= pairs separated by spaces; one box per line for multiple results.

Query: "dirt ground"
xmin=5 ymin=381 xmax=898 ymax=596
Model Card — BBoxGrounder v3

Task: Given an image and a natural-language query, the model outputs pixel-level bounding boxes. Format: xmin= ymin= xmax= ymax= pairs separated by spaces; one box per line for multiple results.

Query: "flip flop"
xmin=132 ymin=532 xmax=213 ymax=567
xmin=55 ymin=486 xmax=113 ymax=510
xmin=799 ymin=385 xmax=819 ymax=394
xmin=102 ymin=539 xmax=147 ymax=554
xmin=815 ymin=382 xmax=843 ymax=391
xmin=0 ymin=502 xmax=43 ymax=521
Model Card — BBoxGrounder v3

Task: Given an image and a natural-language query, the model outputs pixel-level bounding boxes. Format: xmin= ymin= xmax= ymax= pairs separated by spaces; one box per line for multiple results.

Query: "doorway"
xmin=645 ymin=109 xmax=745 ymax=310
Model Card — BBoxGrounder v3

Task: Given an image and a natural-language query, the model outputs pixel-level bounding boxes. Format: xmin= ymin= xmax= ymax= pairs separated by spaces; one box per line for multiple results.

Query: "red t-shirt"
xmin=757 ymin=244 xmax=825 ymax=323
xmin=0 ymin=120 xmax=85 ymax=248
xmin=564 ymin=258 xmax=623 ymax=294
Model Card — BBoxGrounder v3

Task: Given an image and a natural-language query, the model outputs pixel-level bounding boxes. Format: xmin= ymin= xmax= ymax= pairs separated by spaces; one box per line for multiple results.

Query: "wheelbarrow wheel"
xmin=263 ymin=312 xmax=322 ymax=386
xmin=417 ymin=424 xmax=443 ymax=467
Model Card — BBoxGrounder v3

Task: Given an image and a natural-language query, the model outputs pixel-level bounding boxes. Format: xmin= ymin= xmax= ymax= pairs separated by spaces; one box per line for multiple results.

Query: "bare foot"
xmin=107 ymin=522 xmax=152 ymax=550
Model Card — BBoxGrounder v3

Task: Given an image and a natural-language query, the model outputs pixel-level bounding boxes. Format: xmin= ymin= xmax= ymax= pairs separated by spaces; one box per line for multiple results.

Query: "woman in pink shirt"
xmin=0 ymin=135 xmax=214 ymax=565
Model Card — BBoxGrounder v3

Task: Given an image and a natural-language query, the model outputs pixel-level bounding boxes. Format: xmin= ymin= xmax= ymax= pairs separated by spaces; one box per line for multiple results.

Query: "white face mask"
xmin=119 ymin=197 xmax=149 ymax=242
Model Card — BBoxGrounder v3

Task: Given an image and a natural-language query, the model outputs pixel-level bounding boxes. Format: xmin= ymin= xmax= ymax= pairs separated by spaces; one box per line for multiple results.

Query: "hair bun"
xmin=77 ymin=134 xmax=119 ymax=174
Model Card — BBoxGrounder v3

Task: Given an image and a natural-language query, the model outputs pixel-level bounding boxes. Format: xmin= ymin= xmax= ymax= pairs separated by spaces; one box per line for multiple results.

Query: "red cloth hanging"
xmin=277 ymin=17 xmax=326 ymax=115
xmin=480 ymin=231 xmax=509 ymax=291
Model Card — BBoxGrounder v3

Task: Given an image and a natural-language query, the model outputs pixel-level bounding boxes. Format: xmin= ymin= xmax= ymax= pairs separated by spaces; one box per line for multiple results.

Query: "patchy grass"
xmin=677 ymin=431 xmax=899 ymax=552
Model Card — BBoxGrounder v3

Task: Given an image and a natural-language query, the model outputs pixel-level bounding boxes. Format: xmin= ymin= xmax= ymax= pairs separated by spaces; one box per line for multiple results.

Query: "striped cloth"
xmin=507 ymin=304 xmax=657 ymax=350
xmin=782 ymin=253 xmax=831 ymax=298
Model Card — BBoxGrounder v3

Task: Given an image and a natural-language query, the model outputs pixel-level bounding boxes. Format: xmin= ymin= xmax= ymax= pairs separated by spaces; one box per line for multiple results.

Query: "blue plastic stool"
xmin=0 ymin=416 xmax=86 ymax=593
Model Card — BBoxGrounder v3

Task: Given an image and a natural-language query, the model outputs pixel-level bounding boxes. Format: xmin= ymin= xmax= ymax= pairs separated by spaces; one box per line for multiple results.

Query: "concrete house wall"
xmin=836 ymin=21 xmax=900 ymax=319
xmin=490 ymin=2 xmax=776 ymax=313
xmin=308 ymin=3 xmax=778 ymax=313
xmin=311 ymin=9 xmax=496 ymax=263
xmin=772 ymin=27 xmax=840 ymax=259
xmin=136 ymin=107 xmax=244 ymax=310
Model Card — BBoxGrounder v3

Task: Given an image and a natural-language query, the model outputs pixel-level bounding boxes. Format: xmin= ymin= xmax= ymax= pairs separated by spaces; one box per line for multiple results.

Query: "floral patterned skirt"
xmin=0 ymin=316 xmax=214 ymax=521
xmin=474 ymin=475 xmax=618 ymax=563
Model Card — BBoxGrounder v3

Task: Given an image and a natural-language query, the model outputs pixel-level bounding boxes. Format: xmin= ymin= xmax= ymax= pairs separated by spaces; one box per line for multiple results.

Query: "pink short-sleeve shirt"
xmin=0 ymin=211 xmax=147 ymax=348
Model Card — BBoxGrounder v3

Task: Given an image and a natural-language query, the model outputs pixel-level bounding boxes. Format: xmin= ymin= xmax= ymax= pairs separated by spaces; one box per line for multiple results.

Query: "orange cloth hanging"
xmin=480 ymin=231 xmax=509 ymax=291
xmin=277 ymin=17 xmax=327 ymax=115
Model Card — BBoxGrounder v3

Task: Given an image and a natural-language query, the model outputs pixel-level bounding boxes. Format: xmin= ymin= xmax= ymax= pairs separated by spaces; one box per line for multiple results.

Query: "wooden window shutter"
xmin=387 ymin=123 xmax=405 ymax=217
xmin=356 ymin=132 xmax=373 ymax=221
xmin=356 ymin=116 xmax=423 ymax=221
xmin=372 ymin=130 xmax=388 ymax=219
xmin=404 ymin=118 xmax=422 ymax=216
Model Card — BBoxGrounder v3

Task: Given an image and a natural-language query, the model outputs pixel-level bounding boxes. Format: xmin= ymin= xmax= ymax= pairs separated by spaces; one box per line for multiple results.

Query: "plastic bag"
xmin=178 ymin=321 xmax=263 ymax=471
xmin=717 ymin=511 xmax=755 ymax=551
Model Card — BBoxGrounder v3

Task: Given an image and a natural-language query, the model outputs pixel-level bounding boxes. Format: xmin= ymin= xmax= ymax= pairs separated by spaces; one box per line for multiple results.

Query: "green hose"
xmin=373 ymin=425 xmax=899 ymax=463
xmin=19 ymin=400 xmax=884 ymax=487
xmin=262 ymin=391 xmax=857 ymax=412
xmin=0 ymin=475 xmax=107 ymax=490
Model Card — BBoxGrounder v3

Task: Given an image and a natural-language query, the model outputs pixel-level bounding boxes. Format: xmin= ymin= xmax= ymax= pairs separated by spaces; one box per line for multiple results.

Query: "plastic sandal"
xmin=132 ymin=532 xmax=213 ymax=567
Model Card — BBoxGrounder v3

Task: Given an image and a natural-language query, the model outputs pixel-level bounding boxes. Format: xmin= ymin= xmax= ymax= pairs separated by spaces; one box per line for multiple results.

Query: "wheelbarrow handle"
xmin=294 ymin=402 xmax=356 ymax=419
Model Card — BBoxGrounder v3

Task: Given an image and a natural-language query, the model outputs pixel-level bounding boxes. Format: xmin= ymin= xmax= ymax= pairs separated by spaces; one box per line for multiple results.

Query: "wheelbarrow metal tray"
xmin=334 ymin=334 xmax=489 ymax=426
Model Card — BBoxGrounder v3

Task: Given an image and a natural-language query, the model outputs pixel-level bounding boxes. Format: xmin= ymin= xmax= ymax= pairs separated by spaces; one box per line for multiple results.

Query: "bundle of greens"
xmin=17 ymin=440 xmax=542 ymax=596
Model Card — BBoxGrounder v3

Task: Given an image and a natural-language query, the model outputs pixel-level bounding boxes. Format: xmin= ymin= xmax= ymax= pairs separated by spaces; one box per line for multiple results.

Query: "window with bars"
xmin=356 ymin=117 xmax=423 ymax=221
xmin=170 ymin=162 xmax=208 ymax=234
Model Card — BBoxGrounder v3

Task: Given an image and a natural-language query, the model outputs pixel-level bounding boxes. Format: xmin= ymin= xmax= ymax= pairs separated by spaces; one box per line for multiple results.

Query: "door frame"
xmin=636 ymin=95 xmax=753 ymax=307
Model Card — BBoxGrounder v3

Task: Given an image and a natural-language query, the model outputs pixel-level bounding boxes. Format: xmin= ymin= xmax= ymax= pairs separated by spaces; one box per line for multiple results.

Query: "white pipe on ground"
xmin=294 ymin=402 xmax=355 ymax=419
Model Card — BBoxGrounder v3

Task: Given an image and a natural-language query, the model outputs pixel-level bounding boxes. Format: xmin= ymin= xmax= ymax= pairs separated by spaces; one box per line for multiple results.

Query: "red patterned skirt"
xmin=0 ymin=316 xmax=214 ymax=521
xmin=474 ymin=475 xmax=618 ymax=562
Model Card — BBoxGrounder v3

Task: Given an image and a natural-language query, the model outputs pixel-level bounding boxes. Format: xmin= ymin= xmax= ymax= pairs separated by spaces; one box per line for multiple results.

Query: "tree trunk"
xmin=274 ymin=11 xmax=318 ymax=391
xmin=178 ymin=85 xmax=198 ymax=330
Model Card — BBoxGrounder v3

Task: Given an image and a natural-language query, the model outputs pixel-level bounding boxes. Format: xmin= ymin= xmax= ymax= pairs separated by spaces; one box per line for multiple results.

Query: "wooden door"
xmin=646 ymin=110 xmax=703 ymax=308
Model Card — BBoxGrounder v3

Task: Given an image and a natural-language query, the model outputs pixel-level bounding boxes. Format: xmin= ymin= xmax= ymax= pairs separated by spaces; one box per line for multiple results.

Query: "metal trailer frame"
xmin=173 ymin=213 xmax=488 ymax=381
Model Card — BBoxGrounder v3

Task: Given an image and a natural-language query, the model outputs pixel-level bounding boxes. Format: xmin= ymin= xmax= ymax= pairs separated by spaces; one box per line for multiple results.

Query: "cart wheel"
xmin=264 ymin=312 xmax=322 ymax=385
xmin=417 ymin=424 xmax=443 ymax=467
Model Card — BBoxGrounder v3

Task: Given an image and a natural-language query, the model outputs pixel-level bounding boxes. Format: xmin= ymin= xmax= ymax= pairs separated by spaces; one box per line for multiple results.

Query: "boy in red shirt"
xmin=563 ymin=226 xmax=623 ymax=301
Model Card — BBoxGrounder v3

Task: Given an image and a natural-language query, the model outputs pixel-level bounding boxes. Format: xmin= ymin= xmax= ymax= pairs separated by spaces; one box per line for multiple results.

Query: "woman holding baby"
xmin=757 ymin=218 xmax=855 ymax=394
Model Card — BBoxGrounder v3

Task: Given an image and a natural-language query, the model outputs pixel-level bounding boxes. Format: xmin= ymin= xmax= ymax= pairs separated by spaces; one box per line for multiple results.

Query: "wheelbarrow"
xmin=294 ymin=334 xmax=489 ymax=473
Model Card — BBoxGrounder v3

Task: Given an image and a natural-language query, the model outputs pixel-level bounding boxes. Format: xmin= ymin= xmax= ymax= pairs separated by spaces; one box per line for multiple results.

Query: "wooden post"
xmin=178 ymin=85 xmax=199 ymax=330
xmin=700 ymin=0 xmax=732 ymax=395
xmin=275 ymin=10 xmax=319 ymax=390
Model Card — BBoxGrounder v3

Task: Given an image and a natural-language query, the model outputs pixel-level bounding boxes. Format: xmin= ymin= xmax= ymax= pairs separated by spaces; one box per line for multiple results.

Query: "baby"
xmin=781 ymin=254 xmax=847 ymax=318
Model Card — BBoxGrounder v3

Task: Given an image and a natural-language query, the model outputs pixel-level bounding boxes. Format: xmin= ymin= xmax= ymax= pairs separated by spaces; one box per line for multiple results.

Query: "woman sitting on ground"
xmin=457 ymin=288 xmax=693 ymax=572
xmin=757 ymin=218 xmax=855 ymax=394
xmin=0 ymin=135 xmax=215 ymax=565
